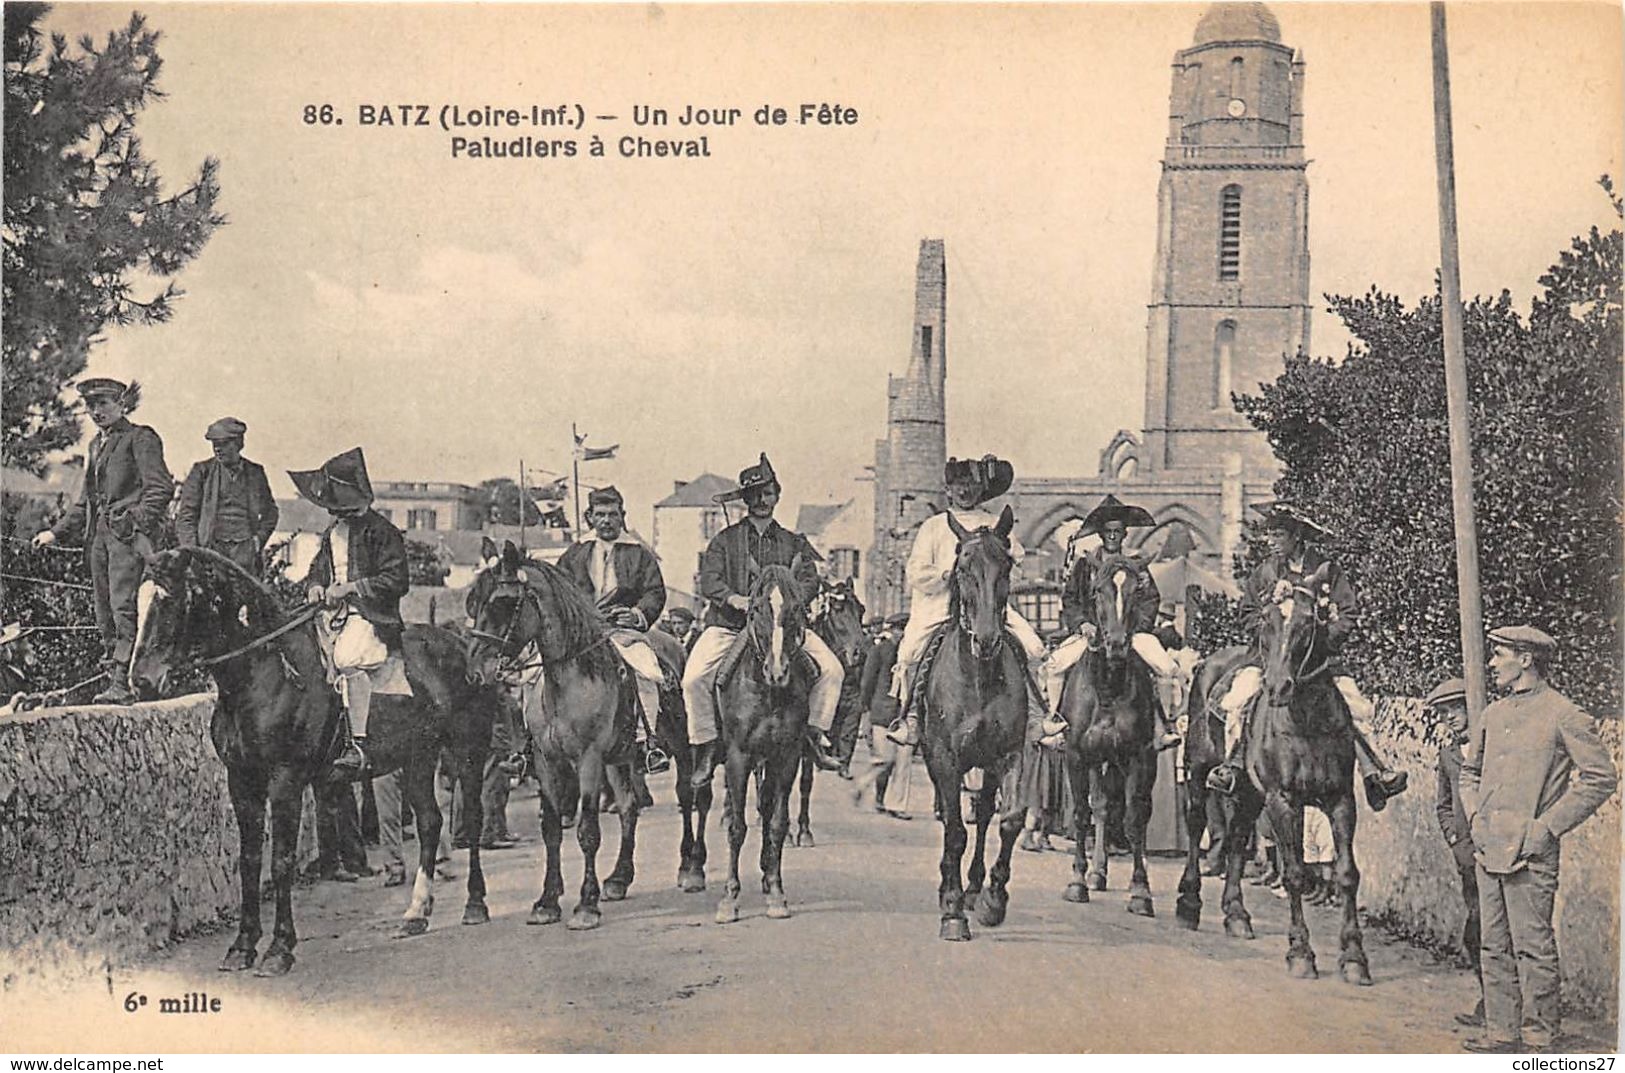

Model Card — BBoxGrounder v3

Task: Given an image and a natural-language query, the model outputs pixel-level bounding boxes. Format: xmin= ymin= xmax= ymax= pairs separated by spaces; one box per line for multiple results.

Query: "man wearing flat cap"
xmin=1425 ymin=676 xmax=1484 ymax=1030
xmin=1207 ymin=502 xmax=1409 ymax=809
xmin=175 ymin=417 xmax=278 ymax=576
xmin=34 ymin=378 xmax=173 ymax=704
xmin=1458 ymin=627 xmax=1617 ymax=1053
xmin=681 ymin=453 xmax=844 ymax=780
xmin=291 ymin=447 xmax=410 ymax=778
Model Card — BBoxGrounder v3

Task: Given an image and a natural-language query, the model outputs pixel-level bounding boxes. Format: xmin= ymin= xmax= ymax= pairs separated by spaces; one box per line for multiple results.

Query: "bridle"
xmin=467 ymin=574 xmax=610 ymax=681
xmin=953 ymin=529 xmax=1012 ymax=662
xmin=1276 ymin=580 xmax=1334 ymax=686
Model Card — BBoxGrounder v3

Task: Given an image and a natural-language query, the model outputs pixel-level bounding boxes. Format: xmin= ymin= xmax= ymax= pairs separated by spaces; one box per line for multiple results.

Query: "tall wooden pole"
xmin=571 ymin=423 xmax=583 ymax=535
xmin=1431 ymin=3 xmax=1488 ymax=719
xmin=518 ymin=460 xmax=528 ymax=553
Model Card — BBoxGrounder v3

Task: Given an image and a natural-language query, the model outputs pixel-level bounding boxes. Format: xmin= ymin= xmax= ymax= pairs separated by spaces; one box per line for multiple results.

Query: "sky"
xmin=32 ymin=1 xmax=1625 ymax=536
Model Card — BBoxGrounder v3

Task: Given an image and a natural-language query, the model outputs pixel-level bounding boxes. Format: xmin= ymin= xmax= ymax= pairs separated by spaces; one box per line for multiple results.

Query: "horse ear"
xmin=790 ymin=552 xmax=804 ymax=577
xmin=945 ymin=511 xmax=969 ymax=542
xmin=1313 ymin=561 xmax=1332 ymax=586
xmin=501 ymin=541 xmax=521 ymax=568
xmin=995 ymin=504 xmax=1015 ymax=538
xmin=481 ymin=536 xmax=499 ymax=562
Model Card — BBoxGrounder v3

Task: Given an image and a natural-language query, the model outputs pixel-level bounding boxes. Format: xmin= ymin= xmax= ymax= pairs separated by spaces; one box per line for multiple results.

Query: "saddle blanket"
xmin=363 ymin=652 xmax=414 ymax=697
xmin=607 ymin=628 xmax=664 ymax=681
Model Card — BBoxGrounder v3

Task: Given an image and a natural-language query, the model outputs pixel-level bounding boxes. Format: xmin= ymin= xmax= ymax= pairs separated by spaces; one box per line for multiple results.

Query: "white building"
xmin=651 ymin=474 xmax=733 ymax=612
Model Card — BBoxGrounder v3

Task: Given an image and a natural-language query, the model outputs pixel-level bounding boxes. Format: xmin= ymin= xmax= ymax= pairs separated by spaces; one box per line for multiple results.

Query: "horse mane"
xmin=515 ymin=556 xmax=613 ymax=655
xmin=181 ymin=546 xmax=289 ymax=627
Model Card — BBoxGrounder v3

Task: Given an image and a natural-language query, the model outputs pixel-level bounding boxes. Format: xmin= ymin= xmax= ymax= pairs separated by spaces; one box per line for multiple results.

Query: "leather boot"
xmin=690 ymin=741 xmax=719 ymax=788
xmin=806 ymin=726 xmax=841 ymax=771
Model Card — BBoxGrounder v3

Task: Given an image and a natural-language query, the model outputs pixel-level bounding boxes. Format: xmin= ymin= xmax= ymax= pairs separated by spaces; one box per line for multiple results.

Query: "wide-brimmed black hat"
xmin=1253 ymin=501 xmax=1331 ymax=542
xmin=944 ymin=455 xmax=1014 ymax=505
xmin=289 ymin=447 xmax=374 ymax=513
xmin=715 ymin=453 xmax=781 ymax=503
xmin=1078 ymin=494 xmax=1156 ymax=537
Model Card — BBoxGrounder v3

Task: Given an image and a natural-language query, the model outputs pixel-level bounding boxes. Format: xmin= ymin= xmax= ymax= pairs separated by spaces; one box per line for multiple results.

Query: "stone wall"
xmin=0 ymin=695 xmax=238 ymax=988
xmin=1361 ymin=697 xmax=1621 ymax=1020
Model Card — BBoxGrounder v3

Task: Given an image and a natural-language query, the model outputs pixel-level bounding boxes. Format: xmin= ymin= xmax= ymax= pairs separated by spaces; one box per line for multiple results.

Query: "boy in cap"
xmin=34 ymin=378 xmax=173 ymax=704
xmin=175 ymin=417 xmax=278 ymax=575
xmin=1459 ymin=626 xmax=1617 ymax=1053
xmin=1425 ymin=676 xmax=1485 ymax=1029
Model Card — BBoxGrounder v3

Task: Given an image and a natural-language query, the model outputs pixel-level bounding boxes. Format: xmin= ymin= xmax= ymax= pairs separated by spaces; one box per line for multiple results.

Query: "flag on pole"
xmin=580 ymin=444 xmax=618 ymax=461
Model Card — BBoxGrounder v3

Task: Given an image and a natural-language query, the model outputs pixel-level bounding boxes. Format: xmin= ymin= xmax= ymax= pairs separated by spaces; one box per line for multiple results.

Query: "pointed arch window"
xmin=1219 ymin=185 xmax=1242 ymax=281
xmin=1213 ymin=320 xmax=1237 ymax=408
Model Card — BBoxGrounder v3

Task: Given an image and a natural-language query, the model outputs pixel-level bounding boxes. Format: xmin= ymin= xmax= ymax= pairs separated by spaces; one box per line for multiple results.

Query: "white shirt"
xmin=905 ymin=508 xmax=1026 ymax=625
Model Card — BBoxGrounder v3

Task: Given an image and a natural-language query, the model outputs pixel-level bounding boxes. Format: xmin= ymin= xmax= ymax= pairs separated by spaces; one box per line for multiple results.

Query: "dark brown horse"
xmin=1179 ymin=564 xmax=1372 ymax=984
xmin=791 ymin=577 xmax=867 ymax=848
xmin=1057 ymin=556 xmax=1161 ymax=916
xmin=711 ymin=560 xmax=815 ymax=923
xmin=129 ymin=546 xmax=499 ymax=975
xmin=918 ymin=507 xmax=1028 ymax=942
xmin=465 ymin=542 xmax=646 ymax=930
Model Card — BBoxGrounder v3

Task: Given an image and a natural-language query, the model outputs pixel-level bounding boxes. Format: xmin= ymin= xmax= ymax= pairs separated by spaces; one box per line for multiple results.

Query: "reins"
xmin=185 ymin=603 xmax=323 ymax=672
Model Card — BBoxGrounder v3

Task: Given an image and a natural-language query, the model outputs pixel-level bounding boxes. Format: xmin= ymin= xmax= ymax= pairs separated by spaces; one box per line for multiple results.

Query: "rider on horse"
xmin=291 ymin=447 xmax=410 ymax=780
xmin=681 ymin=453 xmax=844 ymax=782
xmin=1204 ymin=502 xmax=1409 ymax=808
xmin=557 ymin=485 xmax=669 ymax=753
xmin=1040 ymin=493 xmax=1182 ymax=750
xmin=884 ymin=455 xmax=1047 ymax=747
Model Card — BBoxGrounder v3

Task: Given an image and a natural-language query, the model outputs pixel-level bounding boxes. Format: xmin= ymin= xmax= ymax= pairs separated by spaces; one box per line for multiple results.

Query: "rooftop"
xmin=796 ymin=502 xmax=847 ymax=537
xmin=1192 ymin=2 xmax=1281 ymax=46
xmin=656 ymin=473 xmax=734 ymax=508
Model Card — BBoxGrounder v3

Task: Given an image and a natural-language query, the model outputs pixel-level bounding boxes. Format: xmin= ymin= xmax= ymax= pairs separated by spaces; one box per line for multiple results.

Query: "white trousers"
xmin=1041 ymin=631 xmax=1177 ymax=713
xmin=1219 ymin=667 xmax=1375 ymax=753
xmin=610 ymin=633 xmax=663 ymax=741
xmin=682 ymin=626 xmax=844 ymax=746
xmin=889 ymin=606 xmax=1045 ymax=708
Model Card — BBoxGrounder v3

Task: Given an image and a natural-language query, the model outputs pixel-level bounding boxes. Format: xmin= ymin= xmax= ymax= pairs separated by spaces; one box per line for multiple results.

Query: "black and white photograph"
xmin=1 ymin=0 xmax=1620 ymax=1056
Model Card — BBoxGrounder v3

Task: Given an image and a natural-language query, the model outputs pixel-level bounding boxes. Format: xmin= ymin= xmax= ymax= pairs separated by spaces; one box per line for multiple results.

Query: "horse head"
xmin=1091 ymin=554 xmax=1142 ymax=661
xmin=810 ymin=576 xmax=867 ymax=669
xmin=947 ymin=505 xmax=1015 ymax=661
xmin=464 ymin=540 xmax=535 ymax=686
xmin=1259 ymin=561 xmax=1334 ymax=708
xmin=747 ymin=557 xmax=808 ymax=688
xmin=129 ymin=546 xmax=247 ymax=700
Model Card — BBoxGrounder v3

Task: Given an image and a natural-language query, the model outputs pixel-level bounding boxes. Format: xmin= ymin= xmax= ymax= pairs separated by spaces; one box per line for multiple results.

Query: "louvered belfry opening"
xmin=1219 ymin=184 xmax=1242 ymax=280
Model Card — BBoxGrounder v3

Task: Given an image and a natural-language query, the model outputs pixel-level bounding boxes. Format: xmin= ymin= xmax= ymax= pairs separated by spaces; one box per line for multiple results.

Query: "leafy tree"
xmin=1234 ymin=181 xmax=1622 ymax=716
xmin=478 ymin=478 xmax=543 ymax=526
xmin=3 ymin=4 xmax=225 ymax=473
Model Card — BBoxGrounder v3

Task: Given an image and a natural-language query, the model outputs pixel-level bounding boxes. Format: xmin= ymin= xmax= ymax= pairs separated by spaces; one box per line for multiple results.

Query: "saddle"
xmin=713 ymin=629 xmax=816 ymax=694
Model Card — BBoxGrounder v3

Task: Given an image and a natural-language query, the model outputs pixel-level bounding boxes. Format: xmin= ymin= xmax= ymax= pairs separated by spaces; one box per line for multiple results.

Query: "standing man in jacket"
xmin=175 ymin=417 xmax=278 ymax=575
xmin=34 ymin=379 xmax=173 ymax=704
xmin=1459 ymin=626 xmax=1618 ymax=1053
xmin=1426 ymin=676 xmax=1484 ymax=1029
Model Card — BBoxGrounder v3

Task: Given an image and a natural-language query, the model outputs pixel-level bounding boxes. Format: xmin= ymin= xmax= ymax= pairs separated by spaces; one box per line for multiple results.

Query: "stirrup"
xmin=331 ymin=737 xmax=369 ymax=780
xmin=884 ymin=715 xmax=918 ymax=748
xmin=1205 ymin=763 xmax=1239 ymax=796
xmin=643 ymin=744 xmax=672 ymax=776
xmin=1040 ymin=714 xmax=1069 ymax=737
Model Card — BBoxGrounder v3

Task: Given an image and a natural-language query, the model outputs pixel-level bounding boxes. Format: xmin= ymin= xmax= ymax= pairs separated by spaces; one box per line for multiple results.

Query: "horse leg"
xmin=398 ymin=755 xmax=440 ymax=937
xmin=1126 ymin=753 xmax=1156 ymax=917
xmin=674 ymin=746 xmax=705 ymax=892
xmin=761 ymin=749 xmax=797 ymax=919
xmin=569 ymin=754 xmax=606 ymax=930
xmin=977 ymin=763 xmax=1020 ymax=928
xmin=793 ymin=749 xmax=816 ymax=848
xmin=1221 ymin=791 xmax=1259 ymax=940
xmin=528 ymin=761 xmax=570 ymax=925
xmin=1265 ymin=791 xmax=1316 ymax=978
xmin=1176 ymin=774 xmax=1207 ymax=929
xmin=1061 ymin=750 xmax=1091 ymax=904
xmin=691 ymin=780 xmax=715 ymax=893
xmin=603 ymin=763 xmax=639 ymax=902
xmin=964 ymin=780 xmax=991 ymax=903
xmin=1330 ymin=791 xmax=1371 ymax=985
xmin=715 ymin=747 xmax=749 ymax=924
xmin=255 ymin=771 xmax=304 ymax=977
xmin=1087 ymin=761 xmax=1110 ymax=891
xmin=461 ymin=744 xmax=490 ymax=926
xmin=926 ymin=751 xmax=972 ymax=941
xmin=221 ymin=765 xmax=266 ymax=971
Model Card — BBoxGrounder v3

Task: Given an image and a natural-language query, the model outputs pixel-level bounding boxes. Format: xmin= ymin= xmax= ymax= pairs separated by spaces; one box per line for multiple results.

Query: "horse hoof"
xmin=1175 ymin=902 xmax=1201 ymax=931
xmin=603 ymin=880 xmax=628 ymax=902
xmin=939 ymin=917 xmax=973 ymax=942
xmin=527 ymin=904 xmax=562 ymax=926
xmin=1287 ymin=955 xmax=1319 ymax=980
xmin=1224 ymin=916 xmax=1256 ymax=940
xmin=253 ymin=950 xmax=295 ymax=977
xmin=1340 ymin=960 xmax=1373 ymax=987
xmin=793 ymin=828 xmax=815 ymax=849
xmin=765 ymin=898 xmax=792 ymax=920
xmin=218 ymin=948 xmax=257 ymax=972
xmin=1128 ymin=896 xmax=1155 ymax=918
xmin=1062 ymin=883 xmax=1090 ymax=904
xmin=397 ymin=917 xmax=430 ymax=938
xmin=715 ymin=900 xmax=740 ymax=924
xmin=976 ymin=894 xmax=1007 ymax=929
xmin=677 ymin=869 xmax=707 ymax=893
xmin=1089 ymin=873 xmax=1107 ymax=893
xmin=567 ymin=909 xmax=602 ymax=931
xmin=461 ymin=903 xmax=490 ymax=926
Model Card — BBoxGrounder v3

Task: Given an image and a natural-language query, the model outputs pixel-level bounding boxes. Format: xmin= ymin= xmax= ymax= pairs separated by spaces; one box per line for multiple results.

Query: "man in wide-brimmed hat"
xmin=1041 ymin=493 xmax=1182 ymax=749
xmin=681 ymin=453 xmax=844 ymax=781
xmin=291 ymin=447 xmax=410 ymax=778
xmin=884 ymin=455 xmax=1047 ymax=748
xmin=34 ymin=378 xmax=173 ymax=704
xmin=175 ymin=417 xmax=278 ymax=576
xmin=1207 ymin=502 xmax=1408 ymax=809
xmin=1458 ymin=627 xmax=1616 ymax=1053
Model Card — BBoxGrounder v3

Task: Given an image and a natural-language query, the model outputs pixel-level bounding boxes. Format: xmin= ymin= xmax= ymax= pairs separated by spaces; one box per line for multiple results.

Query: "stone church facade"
xmin=870 ymin=3 xmax=1306 ymax=624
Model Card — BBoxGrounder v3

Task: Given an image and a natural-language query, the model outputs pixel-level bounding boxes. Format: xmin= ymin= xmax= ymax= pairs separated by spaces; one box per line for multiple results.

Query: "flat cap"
xmin=75 ymin=377 xmax=129 ymax=399
xmin=587 ymin=485 xmax=624 ymax=509
xmin=1488 ymin=624 xmax=1557 ymax=654
xmin=1423 ymin=677 xmax=1467 ymax=707
xmin=205 ymin=417 xmax=248 ymax=442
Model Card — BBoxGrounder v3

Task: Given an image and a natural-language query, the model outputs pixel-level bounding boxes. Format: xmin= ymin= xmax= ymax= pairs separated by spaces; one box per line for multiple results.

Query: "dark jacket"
xmin=859 ymin=635 xmax=898 ymax=712
xmin=1435 ymin=731 xmax=1475 ymax=870
xmin=176 ymin=457 xmax=278 ymax=552
xmin=556 ymin=536 xmax=667 ymax=628
xmin=1240 ymin=546 xmax=1356 ymax=672
xmin=698 ymin=517 xmax=821 ymax=630
xmin=54 ymin=418 xmax=174 ymax=546
xmin=305 ymin=510 xmax=410 ymax=639
xmin=1060 ymin=545 xmax=1160 ymax=633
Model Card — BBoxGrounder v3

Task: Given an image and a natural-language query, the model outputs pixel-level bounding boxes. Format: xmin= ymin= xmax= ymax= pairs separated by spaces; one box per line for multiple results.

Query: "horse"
xmin=790 ymin=577 xmax=868 ymax=848
xmin=710 ymin=559 xmax=817 ymax=923
xmin=1173 ymin=641 xmax=1252 ymax=933
xmin=465 ymin=541 xmax=653 ymax=929
xmin=640 ymin=624 xmax=714 ymax=892
xmin=128 ymin=546 xmax=500 ymax=976
xmin=1179 ymin=563 xmax=1372 ymax=984
xmin=917 ymin=506 xmax=1028 ymax=942
xmin=1057 ymin=556 xmax=1161 ymax=916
